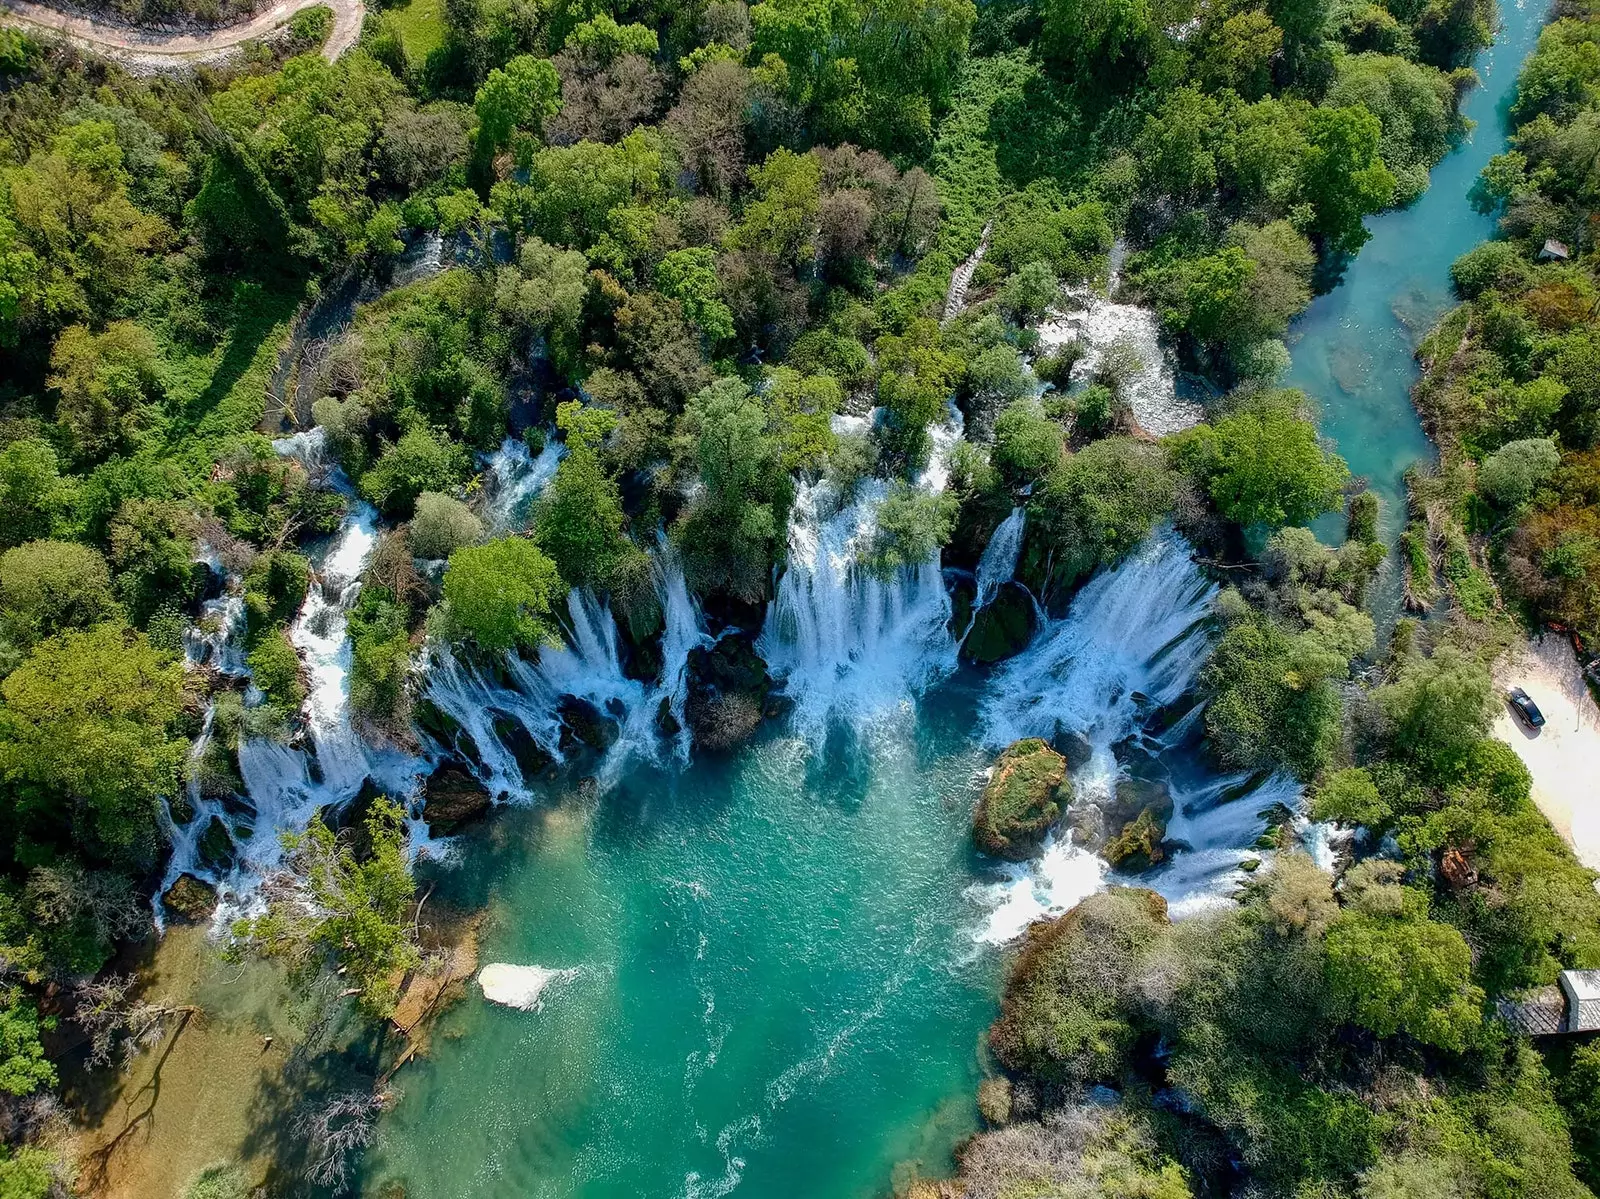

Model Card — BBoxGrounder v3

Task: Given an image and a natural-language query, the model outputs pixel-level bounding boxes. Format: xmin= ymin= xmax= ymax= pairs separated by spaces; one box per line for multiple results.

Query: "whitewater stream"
xmin=160 ymin=4 xmax=1554 ymax=1187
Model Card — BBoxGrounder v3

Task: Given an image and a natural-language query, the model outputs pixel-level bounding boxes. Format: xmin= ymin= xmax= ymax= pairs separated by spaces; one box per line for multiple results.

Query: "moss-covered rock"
xmin=1102 ymin=807 xmax=1169 ymax=871
xmin=962 ymin=582 xmax=1037 ymax=664
xmin=974 ymin=738 xmax=1071 ymax=860
xmin=196 ymin=814 xmax=236 ymax=873
xmin=947 ymin=573 xmax=976 ymax=642
xmin=161 ymin=873 xmax=218 ymax=923
xmin=422 ymin=763 xmax=493 ymax=835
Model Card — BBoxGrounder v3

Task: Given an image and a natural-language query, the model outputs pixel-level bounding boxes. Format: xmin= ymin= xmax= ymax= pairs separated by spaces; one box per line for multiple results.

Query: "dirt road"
xmin=0 ymin=0 xmax=363 ymax=67
xmin=1493 ymin=633 xmax=1600 ymax=873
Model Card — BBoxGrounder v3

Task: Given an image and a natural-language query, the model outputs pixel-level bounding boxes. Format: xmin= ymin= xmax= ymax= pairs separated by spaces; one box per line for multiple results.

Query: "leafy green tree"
xmin=1203 ymin=611 xmax=1346 ymax=778
xmin=243 ymin=549 xmax=310 ymax=632
xmin=673 ymin=378 xmax=793 ymax=600
xmin=0 ymin=440 xmax=75 ymax=550
xmin=108 ymin=499 xmax=199 ymax=626
xmin=1374 ymin=646 xmax=1494 ymax=782
xmin=875 ymin=318 xmax=963 ymax=468
xmin=993 ymin=399 xmax=1065 ymax=486
xmin=47 ymin=321 xmax=163 ymax=461
xmin=348 ymin=588 xmax=412 ymax=726
xmin=1301 ymin=106 xmax=1397 ymax=256
xmin=232 ymin=798 xmax=418 ymax=1019
xmin=494 ymin=237 xmax=589 ymax=377
xmin=1039 ymin=0 xmax=1153 ymax=83
xmin=1326 ymin=901 xmax=1483 ymax=1050
xmin=474 ymin=55 xmax=562 ymax=155
xmin=1170 ymin=392 xmax=1350 ymax=528
xmin=408 ymin=492 xmax=484 ymax=560
xmin=1312 ymin=767 xmax=1389 ymax=827
xmin=861 ymin=484 xmax=959 ymax=578
xmin=0 ymin=988 xmax=53 ymax=1097
xmin=565 ymin=14 xmax=658 ymax=62
xmin=360 ymin=428 xmax=471 ymax=519
xmin=1479 ymin=438 xmax=1560 ymax=506
xmin=535 ymin=402 xmax=634 ymax=589
xmin=246 ymin=629 xmax=306 ymax=712
xmin=1021 ymin=438 xmax=1175 ymax=601
xmin=0 ymin=623 xmax=184 ymax=862
xmin=442 ymin=537 xmax=563 ymax=653
xmin=0 ymin=540 xmax=116 ymax=649
xmin=656 ymin=248 xmax=735 ymax=343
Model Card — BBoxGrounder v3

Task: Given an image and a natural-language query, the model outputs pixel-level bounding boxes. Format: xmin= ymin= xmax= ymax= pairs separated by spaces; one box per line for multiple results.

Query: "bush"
xmin=1479 ymin=437 xmax=1560 ymax=506
xmin=993 ymin=399 xmax=1065 ymax=485
xmin=407 ymin=492 xmax=483 ymax=560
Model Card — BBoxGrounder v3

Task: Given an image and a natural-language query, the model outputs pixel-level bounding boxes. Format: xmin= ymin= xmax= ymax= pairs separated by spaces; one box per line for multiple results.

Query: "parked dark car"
xmin=1509 ymin=687 xmax=1547 ymax=729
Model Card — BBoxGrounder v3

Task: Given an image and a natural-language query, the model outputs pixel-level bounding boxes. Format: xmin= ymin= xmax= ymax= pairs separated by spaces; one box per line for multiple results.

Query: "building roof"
xmin=1541 ymin=238 xmax=1572 ymax=260
xmin=1499 ymin=989 xmax=1567 ymax=1037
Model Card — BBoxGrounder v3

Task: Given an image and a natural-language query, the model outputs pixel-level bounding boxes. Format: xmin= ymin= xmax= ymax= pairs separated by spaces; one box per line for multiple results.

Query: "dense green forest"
xmin=1 ymin=0 xmax=1597 ymax=1189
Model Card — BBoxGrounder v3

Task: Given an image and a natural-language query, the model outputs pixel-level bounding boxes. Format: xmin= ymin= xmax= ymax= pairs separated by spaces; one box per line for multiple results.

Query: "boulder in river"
xmin=1102 ymin=807 xmax=1169 ymax=871
xmin=161 ymin=873 xmax=218 ymax=923
xmin=961 ymin=582 xmax=1037 ymax=665
xmin=422 ymin=764 xmax=494 ymax=835
xmin=973 ymin=738 xmax=1072 ymax=860
xmin=685 ymin=633 xmax=772 ymax=753
xmin=196 ymin=814 xmax=236 ymax=873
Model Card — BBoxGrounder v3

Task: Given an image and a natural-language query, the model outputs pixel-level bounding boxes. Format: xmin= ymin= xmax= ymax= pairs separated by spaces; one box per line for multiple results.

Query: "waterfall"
xmin=160 ymin=444 xmax=427 ymax=915
xmin=980 ymin=530 xmax=1218 ymax=765
xmin=758 ymin=478 xmax=957 ymax=737
xmin=655 ymin=553 xmax=713 ymax=760
xmin=481 ymin=436 xmax=566 ymax=533
xmin=970 ymin=531 xmax=1304 ymax=937
xmin=973 ymin=507 xmax=1025 ymax=611
xmin=423 ymin=555 xmax=711 ymax=794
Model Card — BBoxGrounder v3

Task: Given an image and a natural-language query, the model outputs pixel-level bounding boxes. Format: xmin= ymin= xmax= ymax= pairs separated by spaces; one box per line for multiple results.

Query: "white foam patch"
xmin=478 ymin=963 xmax=579 ymax=1011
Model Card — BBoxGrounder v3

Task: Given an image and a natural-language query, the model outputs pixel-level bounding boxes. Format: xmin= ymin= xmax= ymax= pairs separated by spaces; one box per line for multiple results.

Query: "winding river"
xmin=353 ymin=7 xmax=1548 ymax=1194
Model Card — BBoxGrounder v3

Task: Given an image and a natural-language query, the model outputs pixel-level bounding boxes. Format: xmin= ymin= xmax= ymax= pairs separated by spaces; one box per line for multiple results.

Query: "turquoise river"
xmin=359 ymin=4 xmax=1550 ymax=1193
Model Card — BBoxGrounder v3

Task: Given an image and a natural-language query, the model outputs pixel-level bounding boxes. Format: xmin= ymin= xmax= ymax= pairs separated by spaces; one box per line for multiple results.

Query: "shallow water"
xmin=359 ymin=9 xmax=1552 ymax=1194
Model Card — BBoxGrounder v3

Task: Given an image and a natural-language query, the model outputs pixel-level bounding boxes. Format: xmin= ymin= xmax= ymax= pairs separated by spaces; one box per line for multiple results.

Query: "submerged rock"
xmin=685 ymin=633 xmax=772 ymax=753
xmin=974 ymin=738 xmax=1072 ymax=860
xmin=161 ymin=873 xmax=218 ymax=923
xmin=422 ymin=764 xmax=493 ymax=836
xmin=962 ymin=582 xmax=1037 ymax=665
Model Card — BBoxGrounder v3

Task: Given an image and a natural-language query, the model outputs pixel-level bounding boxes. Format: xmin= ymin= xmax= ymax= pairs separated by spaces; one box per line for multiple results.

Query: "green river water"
xmin=360 ymin=7 xmax=1549 ymax=1193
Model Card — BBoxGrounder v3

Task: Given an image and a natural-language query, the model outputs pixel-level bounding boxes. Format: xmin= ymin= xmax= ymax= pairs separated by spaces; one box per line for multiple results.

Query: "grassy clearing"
xmin=386 ymin=0 xmax=446 ymax=64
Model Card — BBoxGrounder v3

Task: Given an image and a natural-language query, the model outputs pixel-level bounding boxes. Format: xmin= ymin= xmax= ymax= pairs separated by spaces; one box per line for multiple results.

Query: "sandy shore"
xmin=1492 ymin=633 xmax=1600 ymax=872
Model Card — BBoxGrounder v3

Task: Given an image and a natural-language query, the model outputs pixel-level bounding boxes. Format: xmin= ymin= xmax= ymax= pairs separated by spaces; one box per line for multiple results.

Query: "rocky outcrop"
xmin=974 ymin=739 xmax=1072 ymax=860
xmin=1102 ymin=807 xmax=1169 ymax=871
xmin=422 ymin=764 xmax=493 ymax=836
xmin=685 ymin=633 xmax=772 ymax=753
xmin=161 ymin=874 xmax=218 ymax=923
xmin=961 ymin=582 xmax=1037 ymax=665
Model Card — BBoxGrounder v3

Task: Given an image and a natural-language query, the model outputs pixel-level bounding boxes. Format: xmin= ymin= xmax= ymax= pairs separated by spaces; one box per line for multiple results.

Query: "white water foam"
xmin=478 ymin=962 xmax=580 ymax=1011
xmin=1035 ymin=293 xmax=1203 ymax=436
xmin=480 ymin=435 xmax=565 ymax=533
